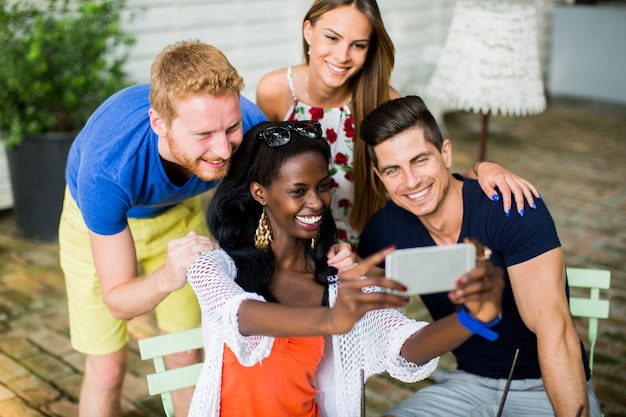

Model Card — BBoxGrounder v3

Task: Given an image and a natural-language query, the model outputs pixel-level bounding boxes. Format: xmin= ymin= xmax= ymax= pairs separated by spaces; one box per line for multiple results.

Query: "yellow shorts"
xmin=58 ymin=187 xmax=209 ymax=355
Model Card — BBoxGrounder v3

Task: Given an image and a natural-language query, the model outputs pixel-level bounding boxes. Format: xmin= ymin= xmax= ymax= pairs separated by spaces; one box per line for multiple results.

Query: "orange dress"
xmin=220 ymin=335 xmax=325 ymax=416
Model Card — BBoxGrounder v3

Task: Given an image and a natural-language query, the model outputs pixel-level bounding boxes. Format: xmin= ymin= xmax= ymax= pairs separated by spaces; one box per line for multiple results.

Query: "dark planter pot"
xmin=6 ymin=132 xmax=75 ymax=241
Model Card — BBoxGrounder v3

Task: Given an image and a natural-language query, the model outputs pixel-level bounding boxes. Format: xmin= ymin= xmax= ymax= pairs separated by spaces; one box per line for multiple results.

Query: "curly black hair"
xmin=207 ymin=120 xmax=338 ymax=302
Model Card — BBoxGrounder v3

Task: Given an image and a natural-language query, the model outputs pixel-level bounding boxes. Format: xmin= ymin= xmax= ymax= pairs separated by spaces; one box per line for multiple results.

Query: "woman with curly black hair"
xmin=186 ymin=120 xmax=503 ymax=417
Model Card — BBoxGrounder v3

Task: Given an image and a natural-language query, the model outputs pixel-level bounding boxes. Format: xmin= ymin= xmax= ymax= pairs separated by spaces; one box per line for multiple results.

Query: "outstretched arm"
xmin=400 ymin=240 xmax=504 ymax=365
xmin=468 ymin=161 xmax=540 ymax=217
xmin=237 ymin=247 xmax=408 ymax=336
xmin=188 ymin=247 xmax=409 ymax=338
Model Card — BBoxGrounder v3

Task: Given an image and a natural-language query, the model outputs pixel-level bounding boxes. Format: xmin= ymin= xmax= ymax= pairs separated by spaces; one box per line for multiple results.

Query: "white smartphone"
xmin=385 ymin=244 xmax=476 ymax=295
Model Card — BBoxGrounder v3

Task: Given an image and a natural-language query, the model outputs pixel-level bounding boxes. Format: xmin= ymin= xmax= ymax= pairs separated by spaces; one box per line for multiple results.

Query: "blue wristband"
xmin=457 ymin=306 xmax=501 ymax=341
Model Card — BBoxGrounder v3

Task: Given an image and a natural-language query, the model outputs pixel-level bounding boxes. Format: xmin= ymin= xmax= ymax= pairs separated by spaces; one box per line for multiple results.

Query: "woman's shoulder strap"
xmin=286 ymin=66 xmax=297 ymax=102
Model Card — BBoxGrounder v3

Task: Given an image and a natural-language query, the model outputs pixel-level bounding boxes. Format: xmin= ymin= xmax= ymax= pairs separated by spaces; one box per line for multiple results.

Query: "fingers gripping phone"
xmin=385 ymin=244 xmax=476 ymax=295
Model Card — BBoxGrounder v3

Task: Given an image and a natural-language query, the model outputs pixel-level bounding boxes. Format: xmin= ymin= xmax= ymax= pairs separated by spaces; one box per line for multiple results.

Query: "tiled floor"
xmin=0 ymin=97 xmax=624 ymax=416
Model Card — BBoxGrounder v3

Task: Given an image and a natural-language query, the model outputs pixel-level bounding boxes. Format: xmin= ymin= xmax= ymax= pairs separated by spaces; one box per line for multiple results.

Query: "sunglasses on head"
xmin=256 ymin=121 xmax=322 ymax=147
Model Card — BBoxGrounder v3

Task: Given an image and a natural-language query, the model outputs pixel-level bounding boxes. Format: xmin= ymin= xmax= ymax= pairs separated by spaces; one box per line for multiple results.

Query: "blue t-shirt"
xmin=358 ymin=174 xmax=591 ymax=380
xmin=66 ymin=83 xmax=267 ymax=235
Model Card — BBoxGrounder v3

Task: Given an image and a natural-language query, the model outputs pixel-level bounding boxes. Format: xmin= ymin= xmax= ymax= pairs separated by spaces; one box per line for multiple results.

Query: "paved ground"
xmin=0 ymin=97 xmax=624 ymax=416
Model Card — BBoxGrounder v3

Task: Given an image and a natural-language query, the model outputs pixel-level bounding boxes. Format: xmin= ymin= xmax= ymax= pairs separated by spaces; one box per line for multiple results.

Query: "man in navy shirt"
xmin=357 ymin=96 xmax=601 ymax=417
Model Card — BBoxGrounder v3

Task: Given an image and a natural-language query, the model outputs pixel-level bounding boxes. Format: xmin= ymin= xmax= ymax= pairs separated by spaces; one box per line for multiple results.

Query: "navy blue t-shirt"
xmin=358 ymin=174 xmax=591 ymax=380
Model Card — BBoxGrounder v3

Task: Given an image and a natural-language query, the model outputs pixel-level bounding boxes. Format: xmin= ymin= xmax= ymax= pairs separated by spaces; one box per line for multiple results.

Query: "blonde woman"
xmin=257 ymin=0 xmax=539 ymax=247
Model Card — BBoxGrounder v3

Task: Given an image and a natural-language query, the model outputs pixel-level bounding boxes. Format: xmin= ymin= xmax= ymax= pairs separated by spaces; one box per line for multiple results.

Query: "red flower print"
xmin=309 ymin=107 xmax=324 ymax=121
xmin=334 ymin=152 xmax=348 ymax=166
xmin=344 ymin=171 xmax=353 ymax=182
xmin=337 ymin=229 xmax=347 ymax=240
xmin=326 ymin=128 xmax=337 ymax=144
xmin=330 ymin=178 xmax=339 ymax=189
xmin=338 ymin=199 xmax=352 ymax=208
xmin=343 ymin=116 xmax=354 ymax=139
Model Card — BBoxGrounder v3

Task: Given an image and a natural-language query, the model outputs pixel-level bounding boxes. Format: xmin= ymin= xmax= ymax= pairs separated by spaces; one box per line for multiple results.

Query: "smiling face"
xmin=373 ymin=127 xmax=453 ymax=219
xmin=151 ymin=92 xmax=243 ymax=182
xmin=303 ymin=5 xmax=372 ymax=90
xmin=257 ymin=151 xmax=331 ymax=243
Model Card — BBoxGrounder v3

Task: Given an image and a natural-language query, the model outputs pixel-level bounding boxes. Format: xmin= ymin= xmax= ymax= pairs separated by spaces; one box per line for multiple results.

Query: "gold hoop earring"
xmin=310 ymin=234 xmax=319 ymax=250
xmin=254 ymin=207 xmax=273 ymax=251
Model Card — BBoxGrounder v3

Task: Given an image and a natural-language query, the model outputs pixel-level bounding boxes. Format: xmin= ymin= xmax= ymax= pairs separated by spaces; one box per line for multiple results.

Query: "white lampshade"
xmin=426 ymin=0 xmax=546 ymax=117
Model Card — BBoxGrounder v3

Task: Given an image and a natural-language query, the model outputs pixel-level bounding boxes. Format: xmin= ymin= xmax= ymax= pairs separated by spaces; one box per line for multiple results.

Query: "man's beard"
xmin=196 ymin=159 xmax=230 ymax=182
xmin=166 ymin=132 xmax=230 ymax=182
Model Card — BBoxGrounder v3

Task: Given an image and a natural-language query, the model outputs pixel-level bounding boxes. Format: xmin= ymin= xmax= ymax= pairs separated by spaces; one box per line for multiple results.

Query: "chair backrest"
xmin=138 ymin=327 xmax=204 ymax=417
xmin=566 ymin=267 xmax=611 ymax=374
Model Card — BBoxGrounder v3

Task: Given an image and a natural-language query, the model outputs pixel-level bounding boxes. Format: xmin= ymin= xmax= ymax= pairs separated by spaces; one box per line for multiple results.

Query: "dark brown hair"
xmin=360 ymin=96 xmax=444 ymax=168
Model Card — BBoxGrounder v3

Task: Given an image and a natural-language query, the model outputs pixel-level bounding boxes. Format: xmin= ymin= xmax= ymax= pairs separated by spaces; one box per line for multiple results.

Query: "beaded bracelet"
xmin=457 ymin=305 xmax=501 ymax=341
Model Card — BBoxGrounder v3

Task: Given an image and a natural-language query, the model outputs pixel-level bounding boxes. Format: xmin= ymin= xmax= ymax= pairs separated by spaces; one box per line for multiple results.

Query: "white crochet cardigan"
xmin=186 ymin=249 xmax=439 ymax=417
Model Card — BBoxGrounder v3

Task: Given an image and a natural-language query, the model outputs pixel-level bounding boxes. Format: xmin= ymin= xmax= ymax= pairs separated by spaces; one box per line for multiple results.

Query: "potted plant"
xmin=0 ymin=0 xmax=137 ymax=240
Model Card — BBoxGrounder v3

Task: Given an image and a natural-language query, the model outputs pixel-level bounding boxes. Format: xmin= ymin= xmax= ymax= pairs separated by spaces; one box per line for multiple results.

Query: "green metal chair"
xmin=566 ymin=267 xmax=611 ymax=374
xmin=138 ymin=327 xmax=204 ymax=417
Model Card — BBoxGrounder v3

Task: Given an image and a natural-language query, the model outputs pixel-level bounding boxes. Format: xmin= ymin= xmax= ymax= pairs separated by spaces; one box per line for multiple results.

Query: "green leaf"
xmin=0 ymin=0 xmax=140 ymax=146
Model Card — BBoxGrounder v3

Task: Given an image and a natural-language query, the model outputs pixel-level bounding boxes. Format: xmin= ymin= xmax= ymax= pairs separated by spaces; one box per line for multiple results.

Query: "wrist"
xmin=472 ymin=161 xmax=483 ymax=177
xmin=154 ymin=267 xmax=175 ymax=294
xmin=472 ymin=160 xmax=495 ymax=177
xmin=457 ymin=305 xmax=501 ymax=341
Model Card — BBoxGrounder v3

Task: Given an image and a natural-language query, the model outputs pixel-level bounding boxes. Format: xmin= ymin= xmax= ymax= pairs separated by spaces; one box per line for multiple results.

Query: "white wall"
xmin=125 ymin=0 xmax=309 ymax=100
xmin=549 ymin=4 xmax=626 ymax=103
xmin=122 ymin=0 xmax=468 ymax=101
xmin=123 ymin=0 xmax=552 ymax=102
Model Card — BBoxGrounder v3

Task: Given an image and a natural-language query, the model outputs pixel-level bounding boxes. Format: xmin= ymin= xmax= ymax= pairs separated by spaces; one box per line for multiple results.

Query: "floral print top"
xmin=285 ymin=67 xmax=358 ymax=247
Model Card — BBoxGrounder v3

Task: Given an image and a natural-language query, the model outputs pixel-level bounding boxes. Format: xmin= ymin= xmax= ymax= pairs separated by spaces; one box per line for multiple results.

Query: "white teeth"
xmin=407 ymin=188 xmax=428 ymax=200
xmin=327 ymin=63 xmax=347 ymax=73
xmin=297 ymin=215 xmax=322 ymax=224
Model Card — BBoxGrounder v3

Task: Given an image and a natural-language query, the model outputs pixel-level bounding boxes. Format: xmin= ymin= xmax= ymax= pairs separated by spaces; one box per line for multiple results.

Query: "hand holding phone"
xmin=385 ymin=244 xmax=476 ymax=295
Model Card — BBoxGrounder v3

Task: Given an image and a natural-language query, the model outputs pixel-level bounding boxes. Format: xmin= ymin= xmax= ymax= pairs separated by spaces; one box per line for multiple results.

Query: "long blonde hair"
xmin=303 ymin=0 xmax=394 ymax=232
